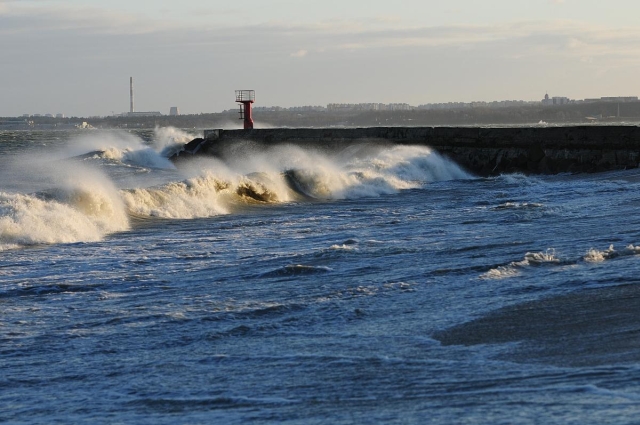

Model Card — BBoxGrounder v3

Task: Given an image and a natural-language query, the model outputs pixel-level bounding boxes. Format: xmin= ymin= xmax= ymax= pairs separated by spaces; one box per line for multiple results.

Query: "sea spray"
xmin=153 ymin=126 xmax=201 ymax=158
xmin=0 ymin=127 xmax=476 ymax=248
xmin=120 ymin=173 xmax=231 ymax=219
xmin=99 ymin=146 xmax=174 ymax=170
xmin=59 ymin=130 xmax=146 ymax=160
xmin=0 ymin=146 xmax=131 ymax=249
xmin=583 ymin=244 xmax=640 ymax=263
xmin=0 ymin=169 xmax=129 ymax=248
xmin=120 ymin=171 xmax=293 ymax=219
xmin=481 ymin=249 xmax=561 ymax=279
xmin=49 ymin=129 xmax=177 ymax=169
xmin=216 ymin=143 xmax=471 ymax=200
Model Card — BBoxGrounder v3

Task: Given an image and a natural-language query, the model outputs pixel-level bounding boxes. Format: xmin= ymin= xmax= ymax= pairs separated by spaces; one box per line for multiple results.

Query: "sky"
xmin=1 ymin=0 xmax=640 ymax=117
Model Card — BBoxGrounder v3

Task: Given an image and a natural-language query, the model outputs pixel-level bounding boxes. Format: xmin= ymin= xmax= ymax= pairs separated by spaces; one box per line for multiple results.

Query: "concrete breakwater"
xmin=171 ymin=126 xmax=640 ymax=175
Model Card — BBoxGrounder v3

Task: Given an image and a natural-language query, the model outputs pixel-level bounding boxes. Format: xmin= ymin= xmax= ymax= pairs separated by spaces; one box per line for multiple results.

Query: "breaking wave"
xmin=584 ymin=244 xmax=640 ymax=263
xmin=482 ymin=244 xmax=640 ymax=279
xmin=0 ymin=128 xmax=472 ymax=250
xmin=481 ymin=249 xmax=561 ymax=279
xmin=0 ymin=177 xmax=129 ymax=250
xmin=121 ymin=174 xmax=236 ymax=219
xmin=243 ymin=144 xmax=471 ymax=200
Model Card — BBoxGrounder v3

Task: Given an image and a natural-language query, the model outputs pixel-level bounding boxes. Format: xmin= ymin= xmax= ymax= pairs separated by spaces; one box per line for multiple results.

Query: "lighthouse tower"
xmin=235 ymin=90 xmax=255 ymax=130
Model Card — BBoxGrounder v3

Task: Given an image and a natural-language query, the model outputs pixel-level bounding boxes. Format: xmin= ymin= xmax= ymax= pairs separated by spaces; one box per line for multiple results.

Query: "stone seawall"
xmin=172 ymin=126 xmax=640 ymax=175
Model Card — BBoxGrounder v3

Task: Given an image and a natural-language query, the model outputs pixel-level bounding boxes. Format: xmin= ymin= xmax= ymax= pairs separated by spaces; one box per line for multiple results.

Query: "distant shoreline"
xmin=4 ymin=101 xmax=640 ymax=130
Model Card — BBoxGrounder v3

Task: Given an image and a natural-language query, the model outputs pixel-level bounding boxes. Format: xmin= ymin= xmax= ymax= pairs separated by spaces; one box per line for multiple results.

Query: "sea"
xmin=2 ymin=127 xmax=640 ymax=424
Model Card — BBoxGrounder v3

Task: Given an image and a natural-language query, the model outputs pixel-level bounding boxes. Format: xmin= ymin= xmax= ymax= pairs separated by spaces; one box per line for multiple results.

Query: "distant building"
xmin=387 ymin=103 xmax=412 ymax=111
xmin=600 ymin=96 xmax=639 ymax=103
xmin=542 ymin=94 xmax=570 ymax=106
xmin=169 ymin=107 xmax=180 ymax=116
xmin=581 ymin=96 xmax=638 ymax=104
xmin=253 ymin=106 xmax=285 ymax=112
xmin=126 ymin=111 xmax=162 ymax=117
xmin=327 ymin=103 xmax=414 ymax=112
xmin=56 ymin=113 xmax=65 ymax=119
xmin=288 ymin=105 xmax=326 ymax=112
xmin=417 ymin=102 xmax=471 ymax=110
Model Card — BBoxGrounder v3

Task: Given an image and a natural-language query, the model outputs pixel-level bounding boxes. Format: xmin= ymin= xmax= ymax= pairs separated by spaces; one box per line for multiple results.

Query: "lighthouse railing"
xmin=235 ymin=90 xmax=255 ymax=103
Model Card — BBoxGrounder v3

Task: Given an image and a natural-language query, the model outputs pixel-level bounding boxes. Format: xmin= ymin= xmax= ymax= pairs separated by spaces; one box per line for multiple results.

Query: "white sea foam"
xmin=516 ymin=249 xmax=560 ymax=266
xmin=483 ymin=243 xmax=640 ymax=279
xmin=624 ymin=244 xmax=640 ymax=253
xmin=0 ymin=175 xmax=129 ymax=247
xmin=330 ymin=244 xmax=358 ymax=251
xmin=0 ymin=151 xmax=131 ymax=249
xmin=121 ymin=173 xmax=230 ymax=219
xmin=583 ymin=244 xmax=640 ymax=262
xmin=584 ymin=244 xmax=617 ymax=263
xmin=218 ymin=144 xmax=471 ymax=200
xmin=0 ymin=243 xmax=20 ymax=252
xmin=153 ymin=126 xmax=200 ymax=158
xmin=0 ymin=127 xmax=478 ymax=248
xmin=480 ymin=266 xmax=521 ymax=279
xmin=481 ymin=249 xmax=560 ymax=279
xmin=74 ymin=130 xmax=473 ymax=204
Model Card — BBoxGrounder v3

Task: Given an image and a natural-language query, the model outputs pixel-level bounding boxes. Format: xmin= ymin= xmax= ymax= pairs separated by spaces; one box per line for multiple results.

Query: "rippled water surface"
xmin=2 ymin=129 xmax=640 ymax=424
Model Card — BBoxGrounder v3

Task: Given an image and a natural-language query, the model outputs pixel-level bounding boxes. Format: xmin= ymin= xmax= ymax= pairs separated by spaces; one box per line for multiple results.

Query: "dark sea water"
xmin=2 ymin=128 xmax=640 ymax=424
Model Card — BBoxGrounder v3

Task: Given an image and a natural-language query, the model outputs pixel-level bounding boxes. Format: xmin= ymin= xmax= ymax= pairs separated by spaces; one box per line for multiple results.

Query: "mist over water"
xmin=3 ymin=128 xmax=640 ymax=424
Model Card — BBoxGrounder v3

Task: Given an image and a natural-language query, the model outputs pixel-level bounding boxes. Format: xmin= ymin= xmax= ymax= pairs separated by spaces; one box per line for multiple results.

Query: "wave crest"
xmin=0 ymin=180 xmax=129 ymax=249
xmin=121 ymin=174 xmax=231 ymax=219
xmin=481 ymin=249 xmax=560 ymax=280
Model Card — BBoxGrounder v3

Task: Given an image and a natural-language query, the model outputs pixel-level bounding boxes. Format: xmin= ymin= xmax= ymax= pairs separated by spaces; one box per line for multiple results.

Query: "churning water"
xmin=2 ymin=128 xmax=640 ymax=424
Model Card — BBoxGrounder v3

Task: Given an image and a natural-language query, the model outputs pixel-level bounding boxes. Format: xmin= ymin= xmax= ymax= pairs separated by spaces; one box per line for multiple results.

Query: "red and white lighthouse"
xmin=235 ymin=90 xmax=255 ymax=130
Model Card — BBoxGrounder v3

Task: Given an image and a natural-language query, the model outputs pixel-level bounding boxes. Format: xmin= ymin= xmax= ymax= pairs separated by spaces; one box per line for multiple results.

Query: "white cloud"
xmin=0 ymin=2 xmax=174 ymax=35
xmin=3 ymin=5 xmax=640 ymax=63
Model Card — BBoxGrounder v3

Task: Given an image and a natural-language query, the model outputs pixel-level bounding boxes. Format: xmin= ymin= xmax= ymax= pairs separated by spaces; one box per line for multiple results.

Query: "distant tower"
xmin=130 ymin=77 xmax=134 ymax=113
xmin=235 ymin=90 xmax=255 ymax=129
xmin=170 ymin=106 xmax=179 ymax=116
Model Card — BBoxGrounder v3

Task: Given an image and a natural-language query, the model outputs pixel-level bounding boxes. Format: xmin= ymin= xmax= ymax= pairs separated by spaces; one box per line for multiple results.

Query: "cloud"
xmin=3 ymin=2 xmax=640 ymax=64
xmin=189 ymin=7 xmax=242 ymax=17
xmin=0 ymin=2 xmax=175 ymax=35
xmin=4 ymin=5 xmax=640 ymax=68
xmin=372 ymin=15 xmax=403 ymax=24
xmin=2 ymin=2 xmax=640 ymax=116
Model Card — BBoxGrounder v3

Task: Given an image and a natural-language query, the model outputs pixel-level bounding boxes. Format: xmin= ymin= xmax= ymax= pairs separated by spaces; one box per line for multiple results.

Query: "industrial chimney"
xmin=130 ymin=77 xmax=134 ymax=114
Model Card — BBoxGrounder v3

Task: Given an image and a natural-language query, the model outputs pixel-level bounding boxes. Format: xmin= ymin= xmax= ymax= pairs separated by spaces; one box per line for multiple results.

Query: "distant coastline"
xmin=3 ymin=101 xmax=640 ymax=130
xmin=0 ymin=119 xmax=93 ymax=131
